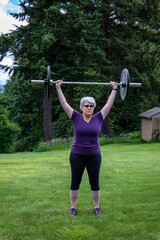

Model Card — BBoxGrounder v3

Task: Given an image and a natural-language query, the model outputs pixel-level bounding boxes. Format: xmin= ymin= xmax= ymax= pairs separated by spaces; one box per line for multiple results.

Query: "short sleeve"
xmin=71 ymin=110 xmax=81 ymax=123
xmin=93 ymin=111 xmax=103 ymax=124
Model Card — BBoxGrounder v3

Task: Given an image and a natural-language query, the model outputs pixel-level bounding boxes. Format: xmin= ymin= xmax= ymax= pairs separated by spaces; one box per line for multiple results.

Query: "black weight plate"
xmin=120 ymin=68 xmax=130 ymax=100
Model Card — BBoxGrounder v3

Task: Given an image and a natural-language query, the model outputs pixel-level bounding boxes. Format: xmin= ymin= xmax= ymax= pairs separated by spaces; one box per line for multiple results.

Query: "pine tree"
xmin=0 ymin=0 xmax=107 ymax=147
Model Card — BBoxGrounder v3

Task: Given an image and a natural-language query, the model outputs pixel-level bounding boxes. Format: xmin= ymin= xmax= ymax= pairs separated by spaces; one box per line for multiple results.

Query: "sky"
xmin=0 ymin=0 xmax=27 ymax=85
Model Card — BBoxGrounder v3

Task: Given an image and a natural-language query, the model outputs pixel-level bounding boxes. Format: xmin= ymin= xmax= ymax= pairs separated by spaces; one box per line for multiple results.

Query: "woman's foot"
xmin=94 ymin=208 xmax=101 ymax=216
xmin=69 ymin=208 xmax=77 ymax=216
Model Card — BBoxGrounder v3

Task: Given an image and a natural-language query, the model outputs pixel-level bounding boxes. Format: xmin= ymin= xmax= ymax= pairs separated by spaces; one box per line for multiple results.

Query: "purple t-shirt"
xmin=71 ymin=110 xmax=103 ymax=155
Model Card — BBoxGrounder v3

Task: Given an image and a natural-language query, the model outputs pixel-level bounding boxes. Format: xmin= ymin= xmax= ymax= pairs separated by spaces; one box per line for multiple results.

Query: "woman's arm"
xmin=56 ymin=80 xmax=73 ymax=119
xmin=101 ymin=81 xmax=117 ymax=120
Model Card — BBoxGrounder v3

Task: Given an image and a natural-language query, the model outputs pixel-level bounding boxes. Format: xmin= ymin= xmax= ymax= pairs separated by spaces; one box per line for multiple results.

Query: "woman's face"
xmin=81 ymin=101 xmax=94 ymax=115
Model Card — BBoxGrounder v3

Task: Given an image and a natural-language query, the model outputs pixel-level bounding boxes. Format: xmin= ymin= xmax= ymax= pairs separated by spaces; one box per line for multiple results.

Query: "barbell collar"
xmin=128 ymin=83 xmax=142 ymax=87
xmin=44 ymin=79 xmax=48 ymax=85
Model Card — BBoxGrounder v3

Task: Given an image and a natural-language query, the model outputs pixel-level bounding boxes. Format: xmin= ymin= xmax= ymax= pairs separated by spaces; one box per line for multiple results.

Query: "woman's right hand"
xmin=56 ymin=79 xmax=63 ymax=88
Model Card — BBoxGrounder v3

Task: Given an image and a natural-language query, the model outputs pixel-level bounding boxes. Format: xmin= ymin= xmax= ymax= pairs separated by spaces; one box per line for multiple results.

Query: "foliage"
xmin=0 ymin=105 xmax=20 ymax=153
xmin=5 ymin=73 xmax=44 ymax=151
xmin=0 ymin=92 xmax=7 ymax=107
xmin=0 ymin=0 xmax=160 ymax=151
xmin=126 ymin=131 xmax=141 ymax=141
xmin=53 ymin=112 xmax=73 ymax=138
xmin=33 ymin=137 xmax=73 ymax=152
xmin=33 ymin=134 xmax=141 ymax=152
xmin=101 ymin=0 xmax=160 ymax=133
xmin=153 ymin=128 xmax=160 ymax=141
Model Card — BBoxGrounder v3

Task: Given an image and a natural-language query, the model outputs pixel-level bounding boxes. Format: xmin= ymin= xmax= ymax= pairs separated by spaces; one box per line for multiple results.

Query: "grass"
xmin=0 ymin=143 xmax=160 ymax=240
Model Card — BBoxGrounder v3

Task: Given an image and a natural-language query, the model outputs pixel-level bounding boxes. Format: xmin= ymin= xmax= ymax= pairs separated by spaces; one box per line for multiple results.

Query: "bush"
xmin=126 ymin=131 xmax=141 ymax=142
xmin=8 ymin=136 xmax=40 ymax=153
xmin=33 ymin=132 xmax=142 ymax=153
xmin=99 ymin=136 xmax=132 ymax=145
xmin=99 ymin=131 xmax=141 ymax=146
xmin=0 ymin=105 xmax=20 ymax=153
xmin=153 ymin=128 xmax=160 ymax=141
xmin=33 ymin=138 xmax=73 ymax=152
xmin=53 ymin=112 xmax=73 ymax=138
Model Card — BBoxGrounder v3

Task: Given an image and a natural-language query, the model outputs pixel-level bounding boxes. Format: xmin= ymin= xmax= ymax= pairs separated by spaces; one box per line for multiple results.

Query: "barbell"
xmin=31 ymin=66 xmax=142 ymax=100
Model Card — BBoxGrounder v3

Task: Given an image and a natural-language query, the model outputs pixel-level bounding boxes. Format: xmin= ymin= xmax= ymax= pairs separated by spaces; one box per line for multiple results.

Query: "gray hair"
xmin=80 ymin=96 xmax=96 ymax=109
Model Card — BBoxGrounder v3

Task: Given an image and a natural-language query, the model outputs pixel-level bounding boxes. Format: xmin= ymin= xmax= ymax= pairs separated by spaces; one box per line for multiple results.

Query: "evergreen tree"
xmin=0 ymin=0 xmax=107 ymax=148
xmin=99 ymin=0 xmax=160 ymax=133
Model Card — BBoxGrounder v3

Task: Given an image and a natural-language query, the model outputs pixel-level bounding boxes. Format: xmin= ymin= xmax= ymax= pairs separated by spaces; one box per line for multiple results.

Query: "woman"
xmin=56 ymin=80 xmax=117 ymax=216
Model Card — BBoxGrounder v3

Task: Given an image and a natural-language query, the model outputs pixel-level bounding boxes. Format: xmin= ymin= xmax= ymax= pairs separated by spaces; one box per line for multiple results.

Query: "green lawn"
xmin=0 ymin=143 xmax=160 ymax=240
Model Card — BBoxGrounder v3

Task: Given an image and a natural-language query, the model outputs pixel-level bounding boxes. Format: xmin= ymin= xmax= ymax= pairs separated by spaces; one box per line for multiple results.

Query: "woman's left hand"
xmin=110 ymin=81 xmax=118 ymax=89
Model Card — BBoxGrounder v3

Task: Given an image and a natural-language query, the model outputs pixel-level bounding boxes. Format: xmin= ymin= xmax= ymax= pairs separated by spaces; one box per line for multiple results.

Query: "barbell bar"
xmin=31 ymin=67 xmax=142 ymax=100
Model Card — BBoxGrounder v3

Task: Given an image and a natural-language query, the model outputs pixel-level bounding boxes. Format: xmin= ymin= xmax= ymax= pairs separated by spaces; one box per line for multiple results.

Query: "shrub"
xmin=0 ymin=105 xmax=20 ymax=153
xmin=33 ymin=133 xmax=142 ymax=153
xmin=53 ymin=112 xmax=73 ymax=138
xmin=33 ymin=138 xmax=73 ymax=152
xmin=8 ymin=136 xmax=41 ymax=153
xmin=126 ymin=131 xmax=141 ymax=142
xmin=99 ymin=136 xmax=131 ymax=145
xmin=153 ymin=128 xmax=160 ymax=141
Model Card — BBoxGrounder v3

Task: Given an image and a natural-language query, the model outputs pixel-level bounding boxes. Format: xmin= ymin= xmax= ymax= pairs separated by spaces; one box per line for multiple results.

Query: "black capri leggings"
xmin=69 ymin=152 xmax=102 ymax=191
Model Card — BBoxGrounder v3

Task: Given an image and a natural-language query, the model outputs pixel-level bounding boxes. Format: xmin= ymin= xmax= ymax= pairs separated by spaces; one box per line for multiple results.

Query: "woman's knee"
xmin=89 ymin=177 xmax=100 ymax=191
xmin=70 ymin=175 xmax=81 ymax=190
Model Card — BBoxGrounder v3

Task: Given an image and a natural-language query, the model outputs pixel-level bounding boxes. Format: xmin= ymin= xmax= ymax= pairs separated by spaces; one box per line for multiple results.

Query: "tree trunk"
xmin=43 ymin=86 xmax=54 ymax=142
xmin=101 ymin=115 xmax=111 ymax=138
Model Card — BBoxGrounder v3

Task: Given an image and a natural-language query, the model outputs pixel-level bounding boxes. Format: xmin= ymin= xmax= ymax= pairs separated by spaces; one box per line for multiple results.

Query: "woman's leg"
xmin=86 ymin=153 xmax=102 ymax=208
xmin=69 ymin=152 xmax=85 ymax=209
xmin=91 ymin=190 xmax=100 ymax=208
xmin=70 ymin=190 xmax=79 ymax=209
